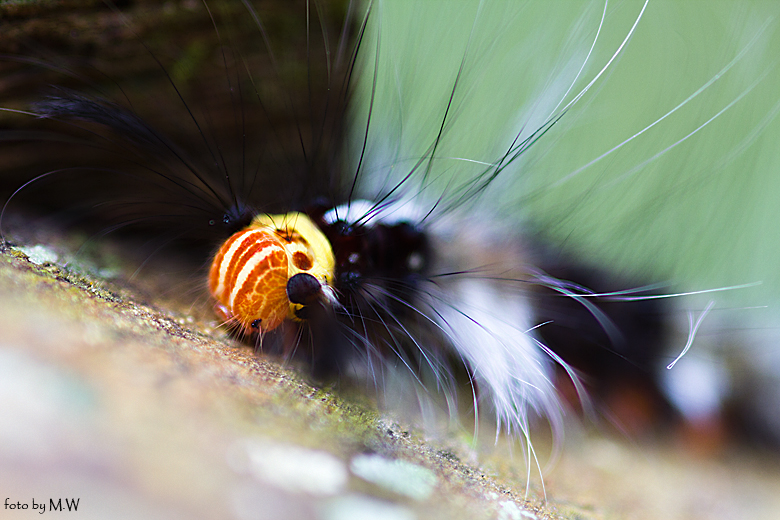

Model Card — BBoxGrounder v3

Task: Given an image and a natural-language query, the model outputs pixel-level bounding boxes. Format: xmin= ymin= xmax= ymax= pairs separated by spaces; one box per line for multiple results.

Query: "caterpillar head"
xmin=208 ymin=212 xmax=336 ymax=334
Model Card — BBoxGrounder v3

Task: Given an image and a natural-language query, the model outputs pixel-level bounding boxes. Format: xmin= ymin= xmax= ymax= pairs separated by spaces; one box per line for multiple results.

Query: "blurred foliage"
xmin=352 ymin=1 xmax=780 ymax=311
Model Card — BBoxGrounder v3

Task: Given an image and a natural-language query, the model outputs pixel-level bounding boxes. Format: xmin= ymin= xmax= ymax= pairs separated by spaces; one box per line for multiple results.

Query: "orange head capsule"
xmin=208 ymin=212 xmax=336 ymax=334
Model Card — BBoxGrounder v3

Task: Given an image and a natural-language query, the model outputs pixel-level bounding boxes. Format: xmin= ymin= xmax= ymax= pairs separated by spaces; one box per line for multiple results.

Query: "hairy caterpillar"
xmin=1 ymin=0 xmax=778 ymax=486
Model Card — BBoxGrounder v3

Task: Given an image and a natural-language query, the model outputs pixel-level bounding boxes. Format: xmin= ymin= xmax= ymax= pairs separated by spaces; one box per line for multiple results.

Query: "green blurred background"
xmin=351 ymin=0 xmax=780 ymax=322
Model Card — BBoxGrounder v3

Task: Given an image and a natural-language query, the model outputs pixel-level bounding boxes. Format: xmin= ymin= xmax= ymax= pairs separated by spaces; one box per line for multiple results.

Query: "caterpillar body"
xmin=1 ymin=0 xmax=777 ymax=471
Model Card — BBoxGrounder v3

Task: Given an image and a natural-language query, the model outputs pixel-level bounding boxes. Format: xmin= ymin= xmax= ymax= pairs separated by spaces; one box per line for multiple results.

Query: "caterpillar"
xmin=1 ymin=0 xmax=778 ymax=487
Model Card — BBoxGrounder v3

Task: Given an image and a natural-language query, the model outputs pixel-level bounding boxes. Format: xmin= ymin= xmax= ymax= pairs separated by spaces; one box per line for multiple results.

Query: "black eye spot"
xmin=222 ymin=214 xmax=231 ymax=225
xmin=286 ymin=273 xmax=322 ymax=306
xmin=251 ymin=319 xmax=261 ymax=329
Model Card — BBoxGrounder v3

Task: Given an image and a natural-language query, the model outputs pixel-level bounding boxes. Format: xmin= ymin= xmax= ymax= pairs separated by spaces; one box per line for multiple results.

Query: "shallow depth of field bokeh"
xmin=350 ymin=3 xmax=780 ymax=517
xmin=354 ymin=0 xmax=780 ymax=311
xmin=2 ymin=2 xmax=780 ymax=519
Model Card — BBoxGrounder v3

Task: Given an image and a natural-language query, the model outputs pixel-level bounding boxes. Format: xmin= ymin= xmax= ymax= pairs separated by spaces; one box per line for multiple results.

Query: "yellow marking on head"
xmin=249 ymin=212 xmax=335 ymax=321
